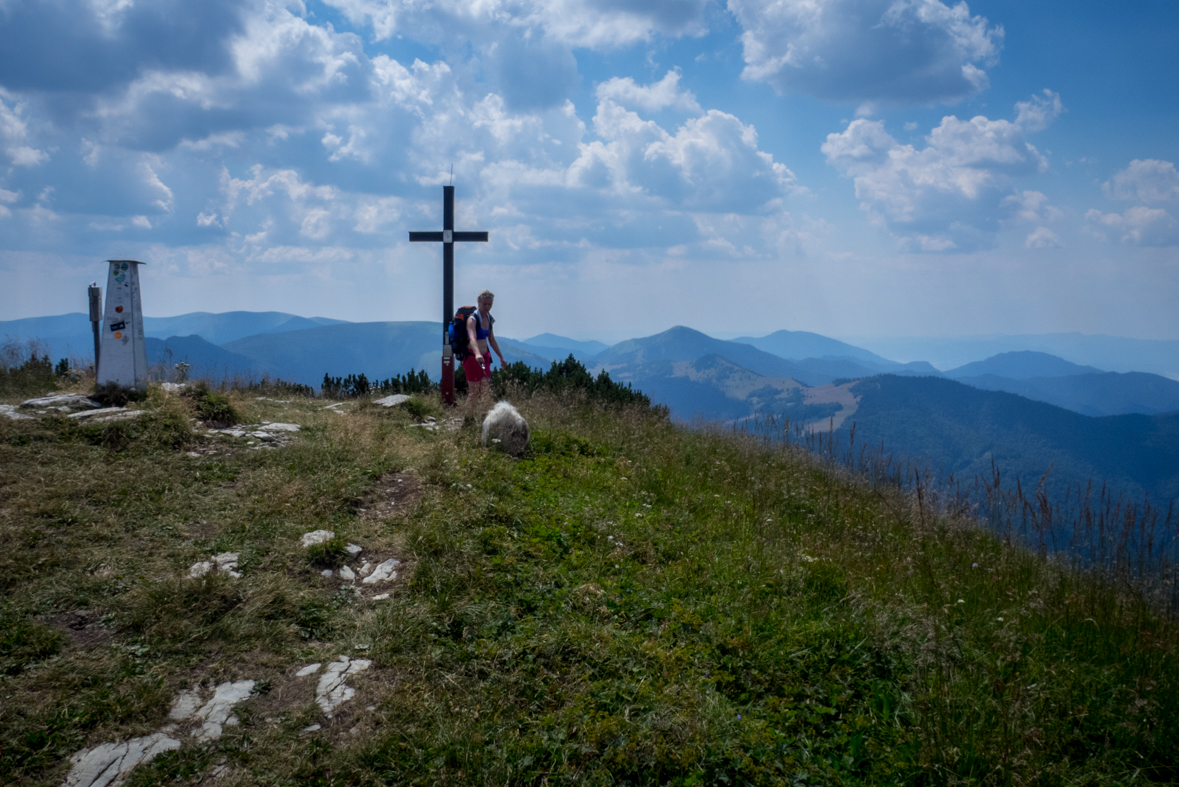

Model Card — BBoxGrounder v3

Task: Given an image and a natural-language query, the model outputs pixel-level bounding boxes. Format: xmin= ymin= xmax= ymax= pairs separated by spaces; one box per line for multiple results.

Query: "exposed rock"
xmin=372 ymin=593 xmax=391 ymax=601
xmin=295 ymin=663 xmax=321 ymax=677
xmin=188 ymin=561 xmax=214 ymax=578
xmin=301 ymin=530 xmax=334 ymax=547
xmin=374 ymin=394 xmax=410 ymax=408
xmin=167 ymin=688 xmax=203 ymax=721
xmin=315 ymin=656 xmax=371 ymax=715
xmin=358 ymin=561 xmax=372 ymax=577
xmin=160 ymin=383 xmax=188 ymax=393
xmin=191 ymin=680 xmax=256 ymax=741
xmin=344 ymin=543 xmax=363 ymax=557
xmin=262 ymin=422 xmax=300 ymax=432
xmin=68 ymin=407 xmax=145 ymax=423
xmin=1 ymin=404 xmax=33 ymax=420
xmin=21 ymin=393 xmax=101 ymax=410
xmin=63 ymin=680 xmax=254 ymax=787
xmin=338 ymin=566 xmax=355 ymax=582
xmin=361 ymin=559 xmax=400 ymax=585
xmin=189 ymin=552 xmax=240 ymax=579
xmin=63 ymin=733 xmax=181 ymax=787
xmin=301 ymin=724 xmax=321 ymax=733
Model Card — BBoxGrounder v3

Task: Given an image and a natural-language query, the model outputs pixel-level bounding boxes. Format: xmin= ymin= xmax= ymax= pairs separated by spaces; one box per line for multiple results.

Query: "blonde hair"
xmin=478 ymin=289 xmax=494 ymax=302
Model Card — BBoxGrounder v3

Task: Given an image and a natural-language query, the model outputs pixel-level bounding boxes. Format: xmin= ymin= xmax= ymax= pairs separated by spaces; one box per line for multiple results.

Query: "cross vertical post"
xmin=409 ymin=185 xmax=488 ymax=405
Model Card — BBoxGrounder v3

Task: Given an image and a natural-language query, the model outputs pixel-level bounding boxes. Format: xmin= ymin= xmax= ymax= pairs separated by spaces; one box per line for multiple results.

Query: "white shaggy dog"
xmin=482 ymin=401 xmax=530 ymax=455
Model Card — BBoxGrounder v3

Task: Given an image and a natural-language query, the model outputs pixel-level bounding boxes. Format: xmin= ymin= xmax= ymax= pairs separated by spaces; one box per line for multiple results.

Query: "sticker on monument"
xmin=115 ymin=306 xmax=124 ymax=313
xmin=115 ymin=332 xmax=123 ymax=339
xmin=110 ymin=321 xmax=127 ymax=332
xmin=121 ymin=263 xmax=129 ymax=270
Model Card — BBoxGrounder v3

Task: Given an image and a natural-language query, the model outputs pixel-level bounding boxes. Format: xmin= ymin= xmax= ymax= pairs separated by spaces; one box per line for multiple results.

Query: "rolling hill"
xmin=836 ymin=375 xmax=1179 ymax=504
xmin=954 ymin=371 xmax=1179 ymax=417
xmin=946 ymin=351 xmax=1104 ymax=379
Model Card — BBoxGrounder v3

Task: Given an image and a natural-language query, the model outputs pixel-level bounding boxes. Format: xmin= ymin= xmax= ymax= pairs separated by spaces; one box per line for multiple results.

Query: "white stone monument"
xmin=96 ymin=259 xmax=149 ymax=390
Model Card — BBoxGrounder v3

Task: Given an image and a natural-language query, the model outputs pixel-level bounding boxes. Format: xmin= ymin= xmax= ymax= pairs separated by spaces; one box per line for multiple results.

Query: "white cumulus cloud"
xmin=1105 ymin=159 xmax=1179 ymax=203
xmin=822 ymin=91 xmax=1062 ymax=250
xmin=1085 ymin=206 xmax=1179 ymax=248
xmin=1025 ymin=226 xmax=1061 ymax=248
xmin=596 ymin=70 xmax=701 ymax=113
xmin=729 ymin=0 xmax=1003 ymax=105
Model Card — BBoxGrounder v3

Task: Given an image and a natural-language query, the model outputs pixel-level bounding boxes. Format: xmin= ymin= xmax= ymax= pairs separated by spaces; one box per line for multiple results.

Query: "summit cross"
xmin=409 ymin=185 xmax=489 ymax=405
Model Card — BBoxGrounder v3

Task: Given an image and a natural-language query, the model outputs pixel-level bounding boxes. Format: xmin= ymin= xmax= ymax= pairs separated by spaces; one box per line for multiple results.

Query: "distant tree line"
xmin=492 ymin=355 xmax=656 ymax=409
xmin=321 ymin=369 xmax=434 ymax=398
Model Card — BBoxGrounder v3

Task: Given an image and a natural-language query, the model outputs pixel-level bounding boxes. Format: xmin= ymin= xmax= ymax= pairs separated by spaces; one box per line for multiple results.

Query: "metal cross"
xmin=409 ymin=185 xmax=489 ymax=404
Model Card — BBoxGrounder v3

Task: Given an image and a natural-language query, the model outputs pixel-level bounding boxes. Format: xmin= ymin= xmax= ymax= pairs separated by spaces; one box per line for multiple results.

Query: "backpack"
xmin=448 ymin=306 xmax=479 ymax=360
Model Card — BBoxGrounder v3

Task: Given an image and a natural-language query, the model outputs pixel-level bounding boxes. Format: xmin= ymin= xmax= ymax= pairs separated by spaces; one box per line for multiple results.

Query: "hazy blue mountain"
xmin=143 ymin=311 xmax=346 ymax=345
xmin=145 ymin=336 xmax=262 ymax=382
xmin=838 ymin=376 xmax=1179 ymax=504
xmin=602 ymin=354 xmax=805 ymax=421
xmin=523 ymin=333 xmax=611 ymax=356
xmin=0 ymin=313 xmax=95 ymax=362
xmin=223 ymin=322 xmax=552 ymax=388
xmin=595 ymin=326 xmax=811 ymax=380
xmin=595 ymin=326 xmax=903 ymax=386
xmin=734 ymin=330 xmax=892 ymax=366
xmin=1 ymin=311 xmax=349 ymax=363
xmin=846 ymin=333 xmax=1179 ymax=379
xmin=956 ymin=371 xmax=1179 ymax=417
xmin=501 ymin=338 xmax=600 ymax=365
xmin=946 ymin=351 xmax=1104 ymax=379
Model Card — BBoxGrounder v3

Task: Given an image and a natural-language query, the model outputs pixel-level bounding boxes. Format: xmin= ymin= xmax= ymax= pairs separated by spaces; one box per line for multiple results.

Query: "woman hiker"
xmin=464 ymin=289 xmax=505 ymax=410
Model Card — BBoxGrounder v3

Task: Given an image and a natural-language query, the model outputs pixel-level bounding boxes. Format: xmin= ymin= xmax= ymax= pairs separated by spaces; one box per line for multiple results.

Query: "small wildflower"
xmin=972 ymin=562 xmax=979 ymax=569
xmin=737 ymin=714 xmax=742 ymax=720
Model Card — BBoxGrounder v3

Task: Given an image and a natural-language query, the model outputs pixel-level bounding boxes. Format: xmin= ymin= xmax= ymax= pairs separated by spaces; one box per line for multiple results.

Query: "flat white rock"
xmin=372 ymin=593 xmax=391 ymax=601
xmin=189 ymin=553 xmax=240 ymax=579
xmin=301 ymin=530 xmax=335 ymax=547
xmin=361 ymin=559 xmax=400 ymax=585
xmin=191 ymin=680 xmax=255 ymax=741
xmin=344 ymin=543 xmax=363 ymax=557
xmin=21 ymin=393 xmax=100 ymax=409
xmin=188 ymin=561 xmax=214 ymax=578
xmin=302 ymin=724 xmax=322 ymax=733
xmin=68 ymin=407 xmax=138 ymax=420
xmin=358 ymin=561 xmax=372 ymax=577
xmin=168 ymin=688 xmax=203 ymax=721
xmin=338 ymin=566 xmax=356 ymax=582
xmin=1 ymin=404 xmax=33 ymax=420
xmin=316 ymin=656 xmax=371 ymax=715
xmin=63 ymin=680 xmax=255 ymax=787
xmin=160 ymin=383 xmax=188 ymax=393
xmin=63 ymin=732 xmax=181 ymax=787
xmin=295 ymin=663 xmax=322 ymax=677
xmin=263 ymin=422 xmax=300 ymax=432
xmin=374 ymin=394 xmax=410 ymax=408
xmin=321 ymin=569 xmax=333 ymax=578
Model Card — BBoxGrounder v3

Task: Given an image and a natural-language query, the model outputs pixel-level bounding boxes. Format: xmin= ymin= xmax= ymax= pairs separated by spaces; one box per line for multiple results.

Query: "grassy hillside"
xmin=2 ymin=382 xmax=1178 ymax=785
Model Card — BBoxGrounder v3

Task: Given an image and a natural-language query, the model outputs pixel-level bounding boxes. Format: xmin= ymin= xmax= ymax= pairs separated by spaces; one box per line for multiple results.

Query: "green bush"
xmin=181 ymin=382 xmax=238 ymax=426
xmin=0 ymin=340 xmax=57 ymax=397
xmin=492 ymin=355 xmax=656 ymax=409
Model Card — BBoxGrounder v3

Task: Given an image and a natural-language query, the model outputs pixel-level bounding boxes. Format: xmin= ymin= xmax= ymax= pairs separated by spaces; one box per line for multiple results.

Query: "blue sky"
xmin=1 ymin=0 xmax=1177 ymax=343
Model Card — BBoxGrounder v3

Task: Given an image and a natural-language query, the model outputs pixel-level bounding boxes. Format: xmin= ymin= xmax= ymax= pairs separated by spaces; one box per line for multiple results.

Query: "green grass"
xmin=0 ymin=385 xmax=1176 ymax=785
